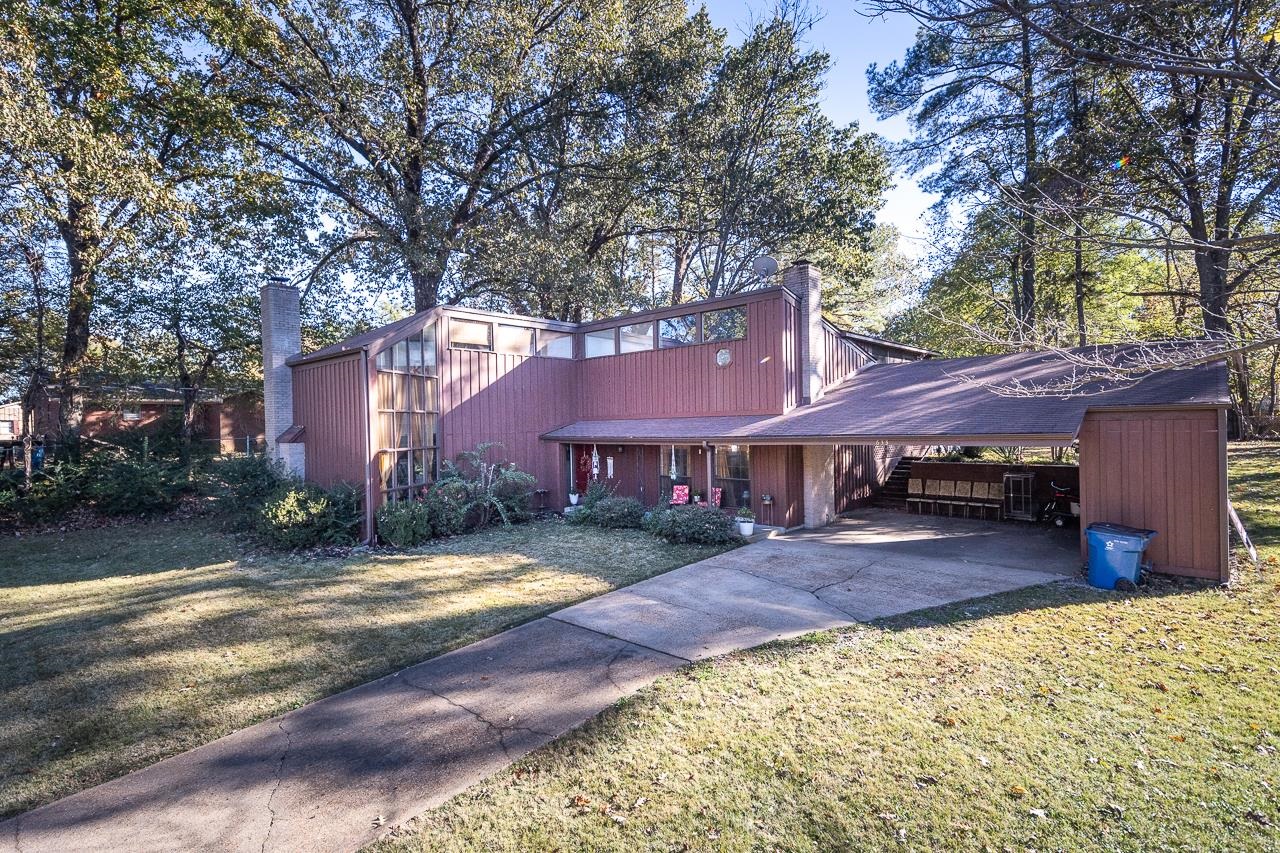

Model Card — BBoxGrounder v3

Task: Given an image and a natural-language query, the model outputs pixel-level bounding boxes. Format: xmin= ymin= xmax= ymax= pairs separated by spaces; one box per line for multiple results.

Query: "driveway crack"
xmin=395 ymin=672 xmax=555 ymax=761
xmin=12 ymin=813 xmax=21 ymax=853
xmin=260 ymin=719 xmax=293 ymax=853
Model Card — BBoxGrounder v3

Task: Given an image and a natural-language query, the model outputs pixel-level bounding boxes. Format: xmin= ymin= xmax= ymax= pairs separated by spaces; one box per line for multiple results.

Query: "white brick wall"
xmin=802 ymin=443 xmax=836 ymax=529
xmin=782 ymin=260 xmax=825 ymax=404
xmin=260 ymin=281 xmax=301 ymax=473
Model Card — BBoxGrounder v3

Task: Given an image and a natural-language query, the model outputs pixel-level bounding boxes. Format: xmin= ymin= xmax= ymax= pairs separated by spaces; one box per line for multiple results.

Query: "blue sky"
xmin=699 ymin=0 xmax=937 ymax=255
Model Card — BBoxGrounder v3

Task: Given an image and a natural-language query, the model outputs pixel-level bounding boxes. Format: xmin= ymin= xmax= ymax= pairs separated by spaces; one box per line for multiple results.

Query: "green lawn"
xmin=0 ymin=517 xmax=730 ymax=818
xmin=375 ymin=442 xmax=1280 ymax=852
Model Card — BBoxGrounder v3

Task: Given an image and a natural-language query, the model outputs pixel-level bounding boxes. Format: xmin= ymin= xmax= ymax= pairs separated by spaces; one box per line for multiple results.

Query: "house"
xmin=264 ymin=261 xmax=1232 ymax=581
xmin=1 ymin=385 xmax=265 ymax=453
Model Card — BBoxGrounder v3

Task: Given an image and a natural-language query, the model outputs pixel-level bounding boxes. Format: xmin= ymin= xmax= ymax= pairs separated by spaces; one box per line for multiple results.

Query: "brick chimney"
xmin=260 ymin=277 xmax=304 ymax=475
xmin=782 ymin=259 xmax=825 ymax=405
xmin=782 ymin=260 xmax=835 ymax=528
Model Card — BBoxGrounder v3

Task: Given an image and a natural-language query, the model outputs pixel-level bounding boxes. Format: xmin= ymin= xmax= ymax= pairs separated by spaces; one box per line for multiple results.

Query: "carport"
xmin=547 ymin=344 xmax=1231 ymax=582
xmin=744 ymin=345 xmax=1232 ymax=582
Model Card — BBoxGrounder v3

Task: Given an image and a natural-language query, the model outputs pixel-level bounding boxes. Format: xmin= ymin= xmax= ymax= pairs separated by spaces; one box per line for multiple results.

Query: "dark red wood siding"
xmin=292 ymin=353 xmax=367 ymax=488
xmin=439 ymin=346 xmax=578 ymax=508
xmin=834 ymin=444 xmax=909 ymax=513
xmin=577 ymin=293 xmax=794 ymax=419
xmin=1078 ymin=408 xmax=1228 ymax=580
xmin=750 ymin=444 xmax=804 ymax=528
xmin=822 ymin=326 xmax=872 ymax=389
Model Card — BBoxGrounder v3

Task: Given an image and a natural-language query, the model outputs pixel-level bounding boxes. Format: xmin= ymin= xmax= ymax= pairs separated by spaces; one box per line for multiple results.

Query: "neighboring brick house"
xmin=3 ymin=385 xmax=264 ymax=453
xmin=262 ymin=261 xmax=1232 ymax=580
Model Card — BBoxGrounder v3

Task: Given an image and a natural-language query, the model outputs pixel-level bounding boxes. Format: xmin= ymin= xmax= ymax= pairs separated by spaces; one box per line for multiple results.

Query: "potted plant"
xmin=568 ymin=491 xmax=580 ymax=506
xmin=736 ymin=507 xmax=755 ymax=536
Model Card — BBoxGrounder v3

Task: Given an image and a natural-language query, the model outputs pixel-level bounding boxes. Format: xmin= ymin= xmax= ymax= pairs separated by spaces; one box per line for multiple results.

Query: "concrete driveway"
xmin=2 ymin=510 xmax=1077 ymax=853
xmin=554 ymin=508 xmax=1079 ymax=660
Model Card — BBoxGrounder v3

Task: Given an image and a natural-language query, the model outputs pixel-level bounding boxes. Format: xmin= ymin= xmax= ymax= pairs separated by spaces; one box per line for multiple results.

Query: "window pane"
xmin=395 ymin=451 xmax=410 ymax=488
xmin=393 ymin=374 xmax=409 ymax=410
xmin=397 ymin=412 xmax=412 ymax=448
xmin=424 ymin=377 xmax=438 ymax=412
xmin=585 ymin=329 xmax=616 ymax=358
xmin=619 ymin=322 xmax=654 ymax=353
xmin=659 ymin=315 xmax=697 ymax=347
xmin=410 ymin=412 xmax=424 ymax=447
xmin=377 ymin=372 xmax=393 ymax=411
xmin=380 ymin=452 xmax=394 ymax=490
xmin=659 ymin=446 xmax=690 ymax=478
xmin=496 ymin=324 xmax=535 ymax=356
xmin=407 ymin=333 xmax=424 ymax=370
xmin=378 ymin=413 xmax=394 ymax=449
xmin=450 ymin=318 xmax=492 ymax=350
xmin=536 ymin=329 xmax=573 ymax=358
xmin=422 ymin=322 xmax=438 ymax=371
xmin=714 ymin=447 xmax=751 ymax=509
xmin=412 ymin=450 xmax=425 ymax=485
xmin=703 ymin=307 xmax=747 ymax=342
xmin=393 ymin=339 xmax=409 ymax=370
xmin=376 ymin=348 xmax=393 ymax=370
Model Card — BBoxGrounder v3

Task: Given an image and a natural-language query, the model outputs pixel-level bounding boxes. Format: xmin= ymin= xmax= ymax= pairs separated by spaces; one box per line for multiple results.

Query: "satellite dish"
xmin=752 ymin=255 xmax=780 ymax=278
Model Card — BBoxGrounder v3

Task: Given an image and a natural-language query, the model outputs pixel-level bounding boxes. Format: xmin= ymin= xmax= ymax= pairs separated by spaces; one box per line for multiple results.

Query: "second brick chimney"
xmin=782 ymin=259 xmax=825 ymax=405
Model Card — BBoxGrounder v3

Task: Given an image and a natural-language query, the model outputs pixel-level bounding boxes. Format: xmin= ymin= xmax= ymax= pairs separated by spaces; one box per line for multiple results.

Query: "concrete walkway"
xmin=1 ymin=510 xmax=1076 ymax=853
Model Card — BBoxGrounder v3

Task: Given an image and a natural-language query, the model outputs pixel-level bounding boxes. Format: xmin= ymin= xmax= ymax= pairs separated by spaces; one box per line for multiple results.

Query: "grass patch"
xmin=374 ymin=443 xmax=1280 ymax=851
xmin=0 ymin=517 xmax=730 ymax=818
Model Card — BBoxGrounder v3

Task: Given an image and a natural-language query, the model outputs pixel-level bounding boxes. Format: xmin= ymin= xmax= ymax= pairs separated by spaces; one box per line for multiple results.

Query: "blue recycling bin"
xmin=31 ymin=445 xmax=45 ymax=471
xmin=1086 ymin=522 xmax=1157 ymax=589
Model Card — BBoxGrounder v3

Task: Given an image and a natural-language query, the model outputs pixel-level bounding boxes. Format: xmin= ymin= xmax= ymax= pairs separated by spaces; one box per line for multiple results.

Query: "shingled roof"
xmin=543 ymin=343 xmax=1231 ymax=446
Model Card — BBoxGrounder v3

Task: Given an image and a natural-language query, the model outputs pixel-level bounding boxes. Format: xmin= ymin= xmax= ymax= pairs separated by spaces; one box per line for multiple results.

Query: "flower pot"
xmin=737 ymin=520 xmax=755 ymax=536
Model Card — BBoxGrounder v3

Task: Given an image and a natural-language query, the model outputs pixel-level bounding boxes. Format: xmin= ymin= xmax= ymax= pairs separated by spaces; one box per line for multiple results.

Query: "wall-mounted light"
xmin=729 ymin=444 xmax=739 ymax=452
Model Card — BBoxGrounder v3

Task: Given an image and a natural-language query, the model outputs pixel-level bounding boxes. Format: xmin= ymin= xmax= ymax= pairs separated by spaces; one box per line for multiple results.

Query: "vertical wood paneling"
xmin=577 ymin=293 xmax=792 ymax=419
xmin=748 ymin=444 xmax=804 ymax=529
xmin=833 ymin=443 xmax=908 ymax=512
xmin=1078 ymin=409 xmax=1227 ymax=580
xmin=439 ymin=345 xmax=578 ymax=508
xmin=821 ymin=326 xmax=872 ymax=388
xmin=292 ymin=353 xmax=367 ymax=488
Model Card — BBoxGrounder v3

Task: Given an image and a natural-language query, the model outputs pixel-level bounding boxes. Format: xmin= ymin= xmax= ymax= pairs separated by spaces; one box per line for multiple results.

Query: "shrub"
xmin=567 ymin=480 xmax=616 ymax=525
xmin=91 ymin=457 xmax=188 ymax=516
xmin=376 ymin=482 xmax=467 ymax=547
xmin=584 ymin=496 xmax=646 ymax=529
xmin=15 ymin=461 xmax=92 ymax=522
xmin=201 ymin=454 xmax=287 ymax=523
xmin=257 ymin=482 xmax=362 ymax=549
xmin=439 ymin=443 xmax=536 ymax=529
xmin=643 ymin=505 xmax=739 ymax=544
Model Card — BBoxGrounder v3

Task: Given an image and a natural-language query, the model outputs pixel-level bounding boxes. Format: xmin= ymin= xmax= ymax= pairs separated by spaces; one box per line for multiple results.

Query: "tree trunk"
xmin=1015 ymin=14 xmax=1038 ymax=341
xmin=57 ymin=203 xmax=99 ymax=454
xmin=1194 ymin=246 xmax=1233 ymax=338
xmin=672 ymin=240 xmax=689 ymax=305
xmin=1074 ymin=222 xmax=1087 ymax=346
xmin=179 ymin=390 xmax=198 ymax=466
xmin=410 ymin=258 xmax=442 ymax=313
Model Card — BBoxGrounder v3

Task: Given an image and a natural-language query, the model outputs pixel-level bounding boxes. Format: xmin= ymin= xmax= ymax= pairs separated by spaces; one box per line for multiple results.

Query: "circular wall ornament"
xmin=715 ymin=348 xmax=732 ymax=367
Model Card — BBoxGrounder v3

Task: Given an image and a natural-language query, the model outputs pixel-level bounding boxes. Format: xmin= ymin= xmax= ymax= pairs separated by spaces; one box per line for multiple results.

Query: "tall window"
xmin=375 ymin=326 xmax=439 ymax=503
xmin=714 ymin=446 xmax=751 ymax=510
